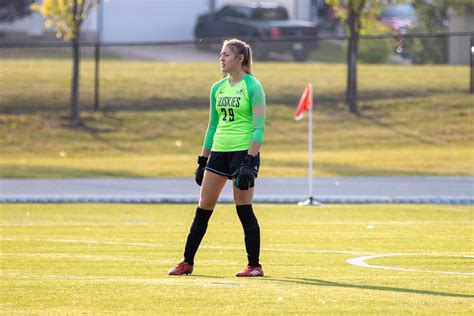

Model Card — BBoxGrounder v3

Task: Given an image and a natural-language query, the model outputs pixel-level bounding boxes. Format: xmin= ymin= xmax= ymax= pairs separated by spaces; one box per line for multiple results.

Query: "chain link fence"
xmin=0 ymin=32 xmax=472 ymax=113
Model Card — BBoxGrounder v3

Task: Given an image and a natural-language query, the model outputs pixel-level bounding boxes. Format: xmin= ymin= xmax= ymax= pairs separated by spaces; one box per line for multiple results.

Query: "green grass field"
xmin=1 ymin=60 xmax=469 ymax=110
xmin=1 ymin=93 xmax=472 ymax=177
xmin=1 ymin=204 xmax=473 ymax=314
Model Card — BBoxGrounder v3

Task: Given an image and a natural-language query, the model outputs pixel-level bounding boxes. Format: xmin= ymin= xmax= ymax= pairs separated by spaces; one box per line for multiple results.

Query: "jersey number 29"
xmin=221 ymin=108 xmax=235 ymax=122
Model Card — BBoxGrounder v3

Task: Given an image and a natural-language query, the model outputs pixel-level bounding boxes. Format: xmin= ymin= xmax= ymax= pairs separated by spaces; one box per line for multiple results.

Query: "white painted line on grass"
xmin=204 ymin=244 xmax=374 ymax=255
xmin=0 ymin=238 xmax=163 ymax=247
xmin=346 ymin=254 xmax=474 ymax=275
xmin=3 ymin=237 xmax=473 ymax=275
xmin=1 ymin=237 xmax=376 ymax=256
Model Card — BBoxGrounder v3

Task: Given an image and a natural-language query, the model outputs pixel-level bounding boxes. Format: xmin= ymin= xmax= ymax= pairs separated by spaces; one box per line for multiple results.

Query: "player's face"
xmin=220 ymin=45 xmax=243 ymax=73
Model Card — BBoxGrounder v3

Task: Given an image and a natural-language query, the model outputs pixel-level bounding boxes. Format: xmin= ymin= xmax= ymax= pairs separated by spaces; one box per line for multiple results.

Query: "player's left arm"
xmin=248 ymin=80 xmax=266 ymax=157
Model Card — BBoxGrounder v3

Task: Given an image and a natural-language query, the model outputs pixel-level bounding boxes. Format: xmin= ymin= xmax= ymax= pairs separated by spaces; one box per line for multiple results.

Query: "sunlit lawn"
xmin=1 ymin=203 xmax=473 ymax=314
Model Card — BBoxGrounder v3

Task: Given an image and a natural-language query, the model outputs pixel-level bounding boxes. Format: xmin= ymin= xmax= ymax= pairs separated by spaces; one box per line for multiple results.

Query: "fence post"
xmin=470 ymin=36 xmax=473 ymax=94
xmin=94 ymin=0 xmax=104 ymax=111
xmin=94 ymin=43 xmax=100 ymax=111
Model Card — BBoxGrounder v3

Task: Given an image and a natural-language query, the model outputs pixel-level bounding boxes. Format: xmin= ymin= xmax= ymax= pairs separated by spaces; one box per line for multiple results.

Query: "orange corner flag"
xmin=295 ymin=83 xmax=313 ymax=121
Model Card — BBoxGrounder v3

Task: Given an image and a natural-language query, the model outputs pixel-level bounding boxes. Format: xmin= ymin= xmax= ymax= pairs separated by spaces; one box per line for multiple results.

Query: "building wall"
xmin=0 ymin=0 xmax=309 ymax=43
xmin=100 ymin=0 xmax=208 ymax=42
xmin=448 ymin=7 xmax=474 ymax=65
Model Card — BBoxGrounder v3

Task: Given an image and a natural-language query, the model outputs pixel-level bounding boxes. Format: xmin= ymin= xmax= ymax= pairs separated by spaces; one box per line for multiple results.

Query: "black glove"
xmin=233 ymin=155 xmax=257 ymax=190
xmin=194 ymin=156 xmax=208 ymax=186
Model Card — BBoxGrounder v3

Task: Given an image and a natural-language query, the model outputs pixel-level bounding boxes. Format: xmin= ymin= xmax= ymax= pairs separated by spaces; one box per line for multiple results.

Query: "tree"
xmin=326 ymin=0 xmax=384 ymax=114
xmin=0 ymin=0 xmax=34 ymax=23
xmin=32 ymin=0 xmax=98 ymax=126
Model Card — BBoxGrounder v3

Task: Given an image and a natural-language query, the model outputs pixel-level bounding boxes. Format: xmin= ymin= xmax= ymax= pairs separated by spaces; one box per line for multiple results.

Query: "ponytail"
xmin=222 ymin=39 xmax=253 ymax=75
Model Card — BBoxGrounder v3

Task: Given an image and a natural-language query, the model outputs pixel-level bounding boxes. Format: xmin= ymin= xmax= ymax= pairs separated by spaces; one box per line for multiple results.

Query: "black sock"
xmin=183 ymin=207 xmax=213 ymax=265
xmin=236 ymin=204 xmax=260 ymax=267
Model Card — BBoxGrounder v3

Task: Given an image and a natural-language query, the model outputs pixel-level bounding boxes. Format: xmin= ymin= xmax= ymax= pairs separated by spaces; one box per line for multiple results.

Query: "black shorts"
xmin=205 ymin=150 xmax=260 ymax=179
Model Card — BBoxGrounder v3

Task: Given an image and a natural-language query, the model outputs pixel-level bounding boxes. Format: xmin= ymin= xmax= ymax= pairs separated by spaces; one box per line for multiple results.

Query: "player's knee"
xmin=198 ymin=198 xmax=217 ymax=210
xmin=233 ymin=190 xmax=253 ymax=205
xmin=235 ymin=196 xmax=253 ymax=205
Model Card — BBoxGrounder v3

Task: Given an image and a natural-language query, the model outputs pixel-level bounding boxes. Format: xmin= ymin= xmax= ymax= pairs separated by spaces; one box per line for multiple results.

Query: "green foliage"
xmin=31 ymin=0 xmax=98 ymax=40
xmin=357 ymin=37 xmax=392 ymax=63
xmin=357 ymin=22 xmax=393 ymax=64
xmin=326 ymin=0 xmax=384 ymax=34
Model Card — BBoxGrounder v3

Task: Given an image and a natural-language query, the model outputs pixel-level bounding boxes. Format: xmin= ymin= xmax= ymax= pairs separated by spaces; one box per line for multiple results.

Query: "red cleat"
xmin=168 ymin=261 xmax=193 ymax=275
xmin=235 ymin=265 xmax=264 ymax=277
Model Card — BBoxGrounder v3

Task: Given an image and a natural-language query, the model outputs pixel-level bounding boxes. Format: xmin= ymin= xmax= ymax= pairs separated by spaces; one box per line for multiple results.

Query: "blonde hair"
xmin=222 ymin=38 xmax=253 ymax=75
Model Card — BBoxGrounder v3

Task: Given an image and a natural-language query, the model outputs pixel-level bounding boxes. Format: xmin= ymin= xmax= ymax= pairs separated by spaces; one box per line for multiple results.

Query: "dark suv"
xmin=194 ymin=3 xmax=320 ymax=61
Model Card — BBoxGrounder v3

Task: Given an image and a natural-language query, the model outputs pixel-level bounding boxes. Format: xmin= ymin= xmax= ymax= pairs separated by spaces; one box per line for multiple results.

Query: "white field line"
xmin=1 ymin=252 xmax=171 ymax=264
xmin=3 ymin=237 xmax=473 ymax=275
xmin=0 ymin=238 xmax=163 ymax=247
xmin=1 ymin=237 xmax=373 ymax=256
xmin=346 ymin=254 xmax=474 ymax=276
xmin=2 ymin=237 xmax=472 ymax=257
xmin=204 ymin=244 xmax=375 ymax=255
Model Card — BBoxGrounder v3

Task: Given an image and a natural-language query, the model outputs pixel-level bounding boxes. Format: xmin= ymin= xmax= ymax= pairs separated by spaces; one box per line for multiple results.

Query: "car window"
xmin=251 ymin=7 xmax=288 ymax=20
xmin=218 ymin=6 xmax=249 ymax=19
xmin=381 ymin=4 xmax=416 ymax=19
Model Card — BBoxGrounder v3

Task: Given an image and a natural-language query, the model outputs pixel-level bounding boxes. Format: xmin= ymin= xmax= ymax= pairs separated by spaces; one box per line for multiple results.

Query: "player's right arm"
xmin=202 ymin=82 xmax=221 ymax=156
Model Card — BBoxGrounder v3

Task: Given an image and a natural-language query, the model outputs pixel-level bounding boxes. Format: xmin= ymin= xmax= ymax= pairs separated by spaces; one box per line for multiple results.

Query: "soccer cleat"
xmin=235 ymin=265 xmax=264 ymax=277
xmin=168 ymin=261 xmax=193 ymax=275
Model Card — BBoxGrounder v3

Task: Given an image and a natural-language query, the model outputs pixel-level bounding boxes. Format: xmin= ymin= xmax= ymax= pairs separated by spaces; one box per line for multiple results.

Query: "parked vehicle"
xmin=380 ymin=3 xmax=417 ymax=35
xmin=194 ymin=3 xmax=320 ymax=62
xmin=380 ymin=3 xmax=418 ymax=57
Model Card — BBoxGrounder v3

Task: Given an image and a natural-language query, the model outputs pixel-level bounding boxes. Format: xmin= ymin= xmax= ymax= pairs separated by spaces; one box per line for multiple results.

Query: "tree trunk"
xmin=345 ymin=0 xmax=362 ymax=115
xmin=345 ymin=28 xmax=352 ymax=104
xmin=347 ymin=30 xmax=359 ymax=115
xmin=71 ymin=37 xmax=81 ymax=125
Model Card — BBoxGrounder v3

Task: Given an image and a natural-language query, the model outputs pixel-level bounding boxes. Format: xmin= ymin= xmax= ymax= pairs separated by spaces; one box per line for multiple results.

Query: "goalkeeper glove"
xmin=194 ymin=156 xmax=208 ymax=186
xmin=233 ymin=155 xmax=257 ymax=190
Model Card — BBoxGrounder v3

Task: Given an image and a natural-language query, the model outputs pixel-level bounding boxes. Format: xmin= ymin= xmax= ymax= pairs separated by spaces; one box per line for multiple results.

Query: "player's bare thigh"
xmin=198 ymin=170 xmax=227 ymax=210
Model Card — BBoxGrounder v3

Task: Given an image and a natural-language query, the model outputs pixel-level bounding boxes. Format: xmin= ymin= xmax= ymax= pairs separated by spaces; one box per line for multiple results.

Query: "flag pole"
xmin=298 ymin=84 xmax=321 ymax=206
xmin=308 ymin=84 xmax=313 ymax=199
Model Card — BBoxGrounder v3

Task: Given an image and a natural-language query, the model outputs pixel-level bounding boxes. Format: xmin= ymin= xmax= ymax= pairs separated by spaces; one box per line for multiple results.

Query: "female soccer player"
xmin=169 ymin=39 xmax=266 ymax=277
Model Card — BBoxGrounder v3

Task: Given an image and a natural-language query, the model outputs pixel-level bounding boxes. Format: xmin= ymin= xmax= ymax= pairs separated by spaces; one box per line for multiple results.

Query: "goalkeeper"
xmin=169 ymin=38 xmax=266 ymax=277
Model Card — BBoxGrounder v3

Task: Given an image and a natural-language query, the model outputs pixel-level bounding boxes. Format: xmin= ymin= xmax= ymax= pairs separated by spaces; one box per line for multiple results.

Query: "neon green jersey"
xmin=203 ymin=74 xmax=266 ymax=152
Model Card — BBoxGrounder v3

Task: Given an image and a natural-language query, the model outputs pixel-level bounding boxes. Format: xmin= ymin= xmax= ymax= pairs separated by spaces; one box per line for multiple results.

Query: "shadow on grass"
xmin=265 ymin=277 xmax=474 ymax=299
xmin=72 ymin=115 xmax=131 ymax=153
xmin=360 ymin=114 xmax=439 ymax=145
xmin=0 ymin=164 xmax=141 ymax=178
